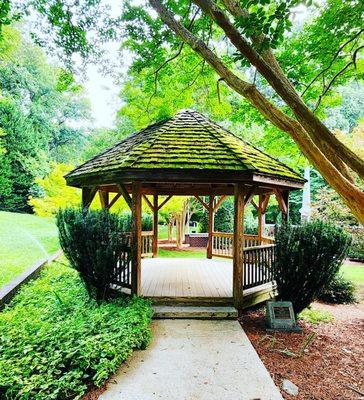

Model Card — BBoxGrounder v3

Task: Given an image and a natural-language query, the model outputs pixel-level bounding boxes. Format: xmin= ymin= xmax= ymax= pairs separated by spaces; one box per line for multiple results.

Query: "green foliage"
xmin=118 ymin=211 xmax=153 ymax=232
xmin=56 ymin=208 xmax=126 ymax=300
xmin=0 ymin=27 xmax=89 ymax=212
xmin=198 ymin=211 xmax=209 ymax=233
xmin=347 ymin=228 xmax=364 ymax=261
xmin=214 ymin=200 xmax=233 ymax=232
xmin=28 ymin=163 xmax=81 ymax=216
xmin=278 ymin=0 xmax=364 ymax=110
xmin=272 ymin=221 xmax=351 ymax=314
xmin=318 ymin=273 xmax=357 ymax=304
xmin=0 ymin=264 xmax=153 ymax=399
xmin=299 ymin=307 xmax=334 ymax=325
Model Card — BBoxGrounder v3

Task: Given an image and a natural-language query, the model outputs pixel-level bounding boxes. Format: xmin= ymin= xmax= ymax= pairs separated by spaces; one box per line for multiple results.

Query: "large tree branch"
xmin=193 ymin=0 xmax=364 ymax=179
xmin=148 ymin=0 xmax=364 ymax=223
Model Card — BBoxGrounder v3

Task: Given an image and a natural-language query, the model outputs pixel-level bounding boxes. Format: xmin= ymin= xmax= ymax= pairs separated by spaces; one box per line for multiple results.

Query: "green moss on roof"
xmin=67 ymin=109 xmax=302 ymax=181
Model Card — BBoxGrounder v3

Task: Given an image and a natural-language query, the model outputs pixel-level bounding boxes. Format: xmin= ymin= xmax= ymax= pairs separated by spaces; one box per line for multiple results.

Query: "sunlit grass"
xmin=0 ymin=211 xmax=59 ymax=288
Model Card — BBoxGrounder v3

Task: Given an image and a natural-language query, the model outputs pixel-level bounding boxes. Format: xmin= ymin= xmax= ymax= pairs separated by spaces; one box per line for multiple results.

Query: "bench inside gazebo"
xmin=66 ymin=109 xmax=304 ymax=308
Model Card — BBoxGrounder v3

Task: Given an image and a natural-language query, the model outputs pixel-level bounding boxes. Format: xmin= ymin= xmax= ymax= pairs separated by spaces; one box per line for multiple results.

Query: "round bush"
xmin=318 ymin=273 xmax=356 ymax=304
xmin=272 ymin=221 xmax=351 ymax=315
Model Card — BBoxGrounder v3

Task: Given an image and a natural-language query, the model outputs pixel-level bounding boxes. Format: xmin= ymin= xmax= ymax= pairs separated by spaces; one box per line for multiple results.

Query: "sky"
xmin=83 ymin=43 xmax=129 ymax=129
xmin=83 ymin=1 xmax=129 ymax=129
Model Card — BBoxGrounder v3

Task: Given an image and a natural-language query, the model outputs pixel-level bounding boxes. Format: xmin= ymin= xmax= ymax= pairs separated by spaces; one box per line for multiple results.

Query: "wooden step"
xmin=152 ymin=305 xmax=238 ymax=320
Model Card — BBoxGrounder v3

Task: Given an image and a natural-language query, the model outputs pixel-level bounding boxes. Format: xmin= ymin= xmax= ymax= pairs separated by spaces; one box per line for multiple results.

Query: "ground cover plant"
xmin=0 ymin=262 xmax=153 ymax=400
xmin=0 ymin=211 xmax=59 ymax=288
xmin=273 ymin=221 xmax=351 ymax=314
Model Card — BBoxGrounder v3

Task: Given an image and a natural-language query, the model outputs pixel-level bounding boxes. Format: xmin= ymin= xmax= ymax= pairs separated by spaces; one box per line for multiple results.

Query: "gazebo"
xmin=66 ymin=109 xmax=304 ymax=308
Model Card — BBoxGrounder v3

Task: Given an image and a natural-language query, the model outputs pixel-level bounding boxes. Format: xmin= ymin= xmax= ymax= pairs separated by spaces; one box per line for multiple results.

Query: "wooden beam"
xmin=233 ymin=183 xmax=245 ymax=308
xmin=244 ymin=185 xmax=257 ymax=206
xmin=157 ymin=195 xmax=173 ymax=211
xmin=153 ymin=194 xmax=158 ymax=258
xmin=143 ymin=194 xmax=154 ymax=212
xmin=98 ymin=190 xmax=109 ymax=209
xmin=107 ymin=193 xmax=121 ymax=210
xmin=194 ymin=195 xmax=209 ymax=211
xmin=118 ymin=183 xmax=132 ymax=210
xmin=207 ymin=195 xmax=215 ymax=259
xmin=273 ymin=188 xmax=288 ymax=215
xmin=261 ymin=194 xmax=270 ymax=213
xmin=251 ymin=198 xmax=259 ymax=211
xmin=213 ymin=195 xmax=227 ymax=212
xmin=82 ymin=187 xmax=97 ymax=212
xmin=131 ymin=181 xmax=142 ymax=295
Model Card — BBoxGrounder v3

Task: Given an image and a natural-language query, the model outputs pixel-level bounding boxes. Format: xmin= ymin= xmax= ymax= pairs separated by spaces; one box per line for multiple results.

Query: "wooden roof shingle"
xmin=66 ymin=109 xmax=303 ymax=185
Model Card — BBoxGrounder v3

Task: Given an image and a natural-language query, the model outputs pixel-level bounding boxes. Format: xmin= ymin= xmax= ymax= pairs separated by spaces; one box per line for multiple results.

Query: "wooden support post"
xmin=153 ymin=194 xmax=158 ymax=258
xmin=131 ymin=181 xmax=142 ymax=295
xmin=98 ymin=190 xmax=109 ymax=209
xmin=82 ymin=187 xmax=97 ymax=214
xmin=257 ymin=194 xmax=265 ymax=241
xmin=233 ymin=183 xmax=245 ymax=308
xmin=207 ymin=195 xmax=215 ymax=259
xmin=282 ymin=190 xmax=289 ymax=223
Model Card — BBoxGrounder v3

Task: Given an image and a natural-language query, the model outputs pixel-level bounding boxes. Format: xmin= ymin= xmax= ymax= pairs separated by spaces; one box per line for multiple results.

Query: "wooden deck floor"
xmin=141 ymin=258 xmax=233 ymax=298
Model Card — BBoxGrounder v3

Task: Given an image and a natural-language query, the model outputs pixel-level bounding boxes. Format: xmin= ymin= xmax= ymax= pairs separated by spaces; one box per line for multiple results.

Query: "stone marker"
xmin=282 ymin=379 xmax=299 ymax=396
xmin=266 ymin=301 xmax=301 ymax=332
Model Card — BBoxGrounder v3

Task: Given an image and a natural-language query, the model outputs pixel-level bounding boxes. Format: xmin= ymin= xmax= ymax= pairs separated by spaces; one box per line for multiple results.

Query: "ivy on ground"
xmin=0 ymin=262 xmax=153 ymax=400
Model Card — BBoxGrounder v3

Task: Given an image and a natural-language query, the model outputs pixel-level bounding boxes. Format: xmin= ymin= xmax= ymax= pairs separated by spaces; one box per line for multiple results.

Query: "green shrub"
xmin=119 ymin=211 xmax=153 ymax=232
xmin=272 ymin=221 xmax=351 ymax=315
xmin=0 ymin=263 xmax=153 ymax=400
xmin=198 ymin=211 xmax=209 ymax=233
xmin=56 ymin=207 xmax=127 ymax=300
xmin=347 ymin=227 xmax=364 ymax=261
xmin=318 ymin=273 xmax=356 ymax=304
xmin=214 ymin=200 xmax=233 ymax=232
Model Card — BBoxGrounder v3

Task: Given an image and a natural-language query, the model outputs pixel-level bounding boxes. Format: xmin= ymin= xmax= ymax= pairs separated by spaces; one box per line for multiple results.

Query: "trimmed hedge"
xmin=273 ymin=221 xmax=351 ymax=314
xmin=0 ymin=263 xmax=153 ymax=400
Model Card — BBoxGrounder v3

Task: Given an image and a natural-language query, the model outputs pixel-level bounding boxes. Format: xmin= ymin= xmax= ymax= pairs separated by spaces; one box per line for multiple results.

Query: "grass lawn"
xmin=341 ymin=263 xmax=364 ymax=285
xmin=0 ymin=211 xmax=59 ymax=288
xmin=158 ymin=247 xmax=206 ymax=258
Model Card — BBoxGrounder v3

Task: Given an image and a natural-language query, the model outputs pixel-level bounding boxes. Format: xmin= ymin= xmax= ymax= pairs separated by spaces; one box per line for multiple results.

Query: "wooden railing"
xmin=243 ymin=244 xmax=275 ymax=289
xmin=211 ymin=232 xmax=274 ymax=259
xmin=141 ymin=231 xmax=154 ymax=257
xmin=112 ymin=231 xmax=154 ymax=290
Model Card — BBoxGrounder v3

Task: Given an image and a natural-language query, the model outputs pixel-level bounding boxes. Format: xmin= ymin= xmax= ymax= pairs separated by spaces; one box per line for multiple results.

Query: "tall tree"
xmin=0 ymin=27 xmax=89 ymax=211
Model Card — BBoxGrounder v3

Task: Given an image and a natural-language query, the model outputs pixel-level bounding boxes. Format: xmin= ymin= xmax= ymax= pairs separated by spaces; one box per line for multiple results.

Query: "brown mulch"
xmin=240 ymin=302 xmax=364 ymax=400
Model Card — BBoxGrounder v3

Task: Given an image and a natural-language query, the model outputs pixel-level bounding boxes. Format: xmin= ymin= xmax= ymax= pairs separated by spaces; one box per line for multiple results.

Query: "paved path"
xmin=99 ymin=320 xmax=283 ymax=400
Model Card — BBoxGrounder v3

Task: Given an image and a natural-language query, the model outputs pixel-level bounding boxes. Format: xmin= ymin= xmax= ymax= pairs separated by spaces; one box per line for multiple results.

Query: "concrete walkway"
xmin=99 ymin=320 xmax=283 ymax=400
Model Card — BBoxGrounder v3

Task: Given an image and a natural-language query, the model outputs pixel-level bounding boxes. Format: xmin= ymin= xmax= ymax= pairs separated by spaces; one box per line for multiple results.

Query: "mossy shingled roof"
xmin=67 ymin=109 xmax=302 ymax=181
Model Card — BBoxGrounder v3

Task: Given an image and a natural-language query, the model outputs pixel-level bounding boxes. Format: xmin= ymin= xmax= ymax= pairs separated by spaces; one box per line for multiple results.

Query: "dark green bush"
xmin=272 ymin=221 xmax=351 ymax=314
xmin=318 ymin=273 xmax=356 ymax=304
xmin=119 ymin=211 xmax=153 ymax=232
xmin=214 ymin=201 xmax=233 ymax=232
xmin=56 ymin=207 xmax=126 ymax=300
xmin=0 ymin=264 xmax=153 ymax=400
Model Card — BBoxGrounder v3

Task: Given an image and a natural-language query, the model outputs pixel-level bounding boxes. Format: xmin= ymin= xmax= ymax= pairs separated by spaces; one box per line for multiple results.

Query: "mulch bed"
xmin=240 ymin=303 xmax=364 ymax=399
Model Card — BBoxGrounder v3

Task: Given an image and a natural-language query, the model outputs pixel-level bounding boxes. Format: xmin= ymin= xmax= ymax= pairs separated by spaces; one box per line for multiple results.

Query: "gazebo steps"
xmin=152 ymin=305 xmax=238 ymax=320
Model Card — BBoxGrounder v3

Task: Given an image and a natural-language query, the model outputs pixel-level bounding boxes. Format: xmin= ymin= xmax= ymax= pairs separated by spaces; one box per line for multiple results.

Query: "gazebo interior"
xmin=66 ymin=109 xmax=305 ymax=308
